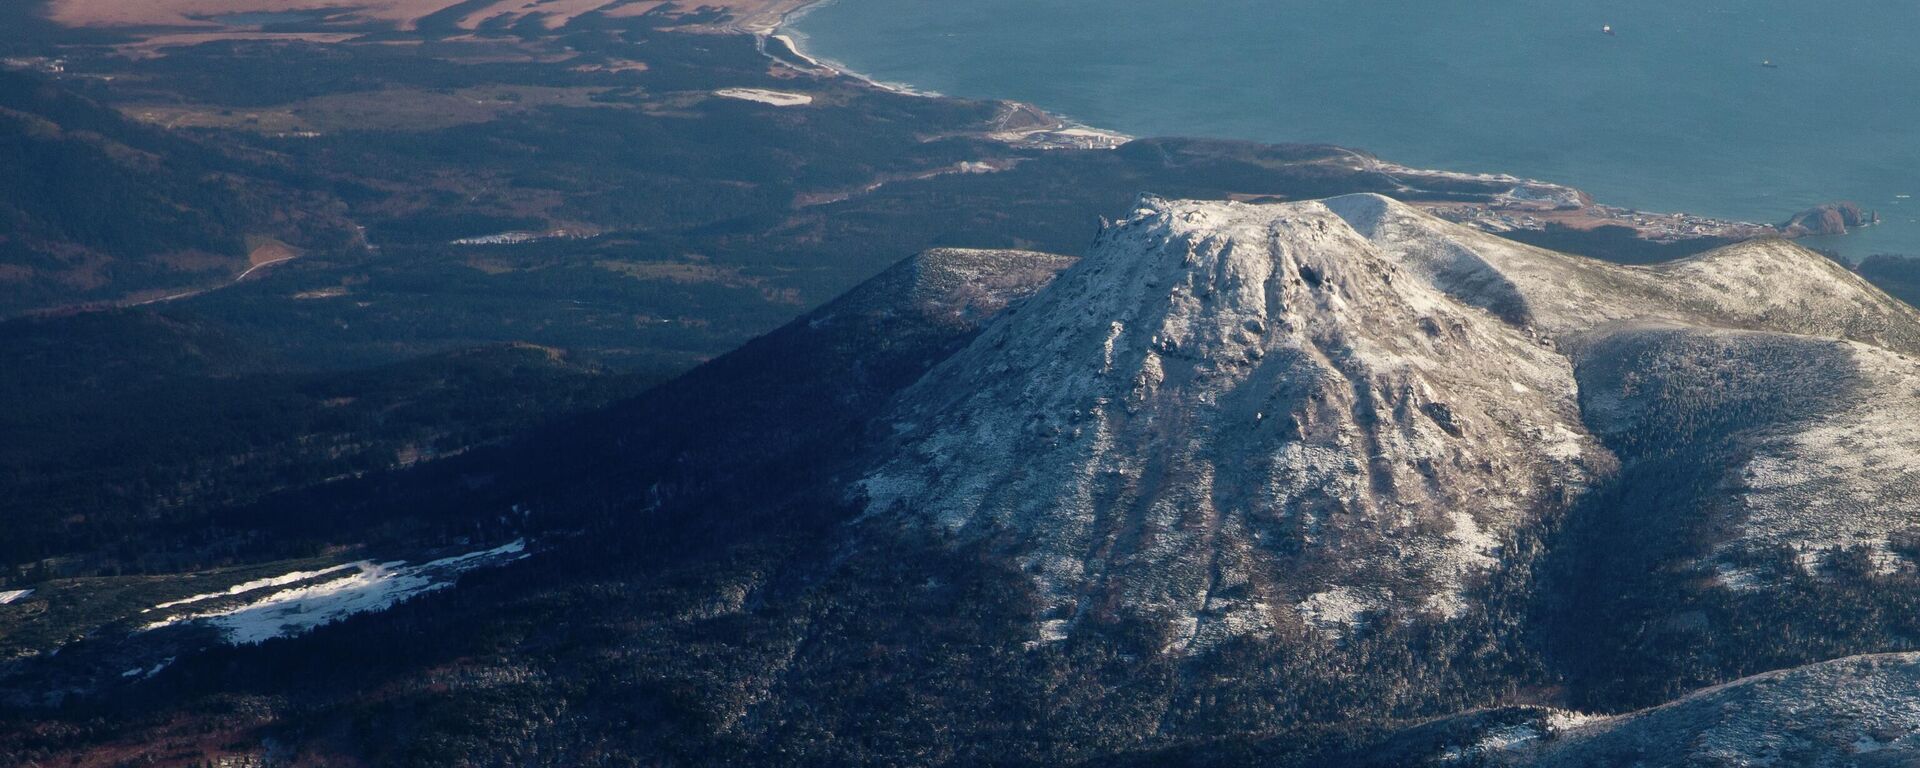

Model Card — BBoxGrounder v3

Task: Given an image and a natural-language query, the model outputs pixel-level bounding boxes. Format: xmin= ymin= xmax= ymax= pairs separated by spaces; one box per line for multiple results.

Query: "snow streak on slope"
xmin=863 ymin=195 xmax=1599 ymax=650
xmin=143 ymin=541 xmax=527 ymax=644
xmin=148 ymin=563 xmax=360 ymax=612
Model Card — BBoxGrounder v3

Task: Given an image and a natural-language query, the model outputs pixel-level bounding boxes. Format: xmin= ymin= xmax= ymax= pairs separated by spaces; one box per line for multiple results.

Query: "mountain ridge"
xmin=8 ymin=195 xmax=1920 ymax=766
xmin=859 ymin=193 xmax=1920 ymax=658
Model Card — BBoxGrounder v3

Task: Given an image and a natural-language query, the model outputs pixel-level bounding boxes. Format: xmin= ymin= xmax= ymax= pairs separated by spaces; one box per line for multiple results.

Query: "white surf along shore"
xmin=763 ymin=0 xmax=1132 ymax=149
xmin=763 ymin=0 xmax=938 ymax=98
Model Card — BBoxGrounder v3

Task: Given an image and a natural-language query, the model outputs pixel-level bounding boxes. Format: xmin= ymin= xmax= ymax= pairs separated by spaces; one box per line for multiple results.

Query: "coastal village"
xmin=1365 ymin=161 xmax=1869 ymax=244
xmin=1423 ymin=198 xmax=1782 ymax=244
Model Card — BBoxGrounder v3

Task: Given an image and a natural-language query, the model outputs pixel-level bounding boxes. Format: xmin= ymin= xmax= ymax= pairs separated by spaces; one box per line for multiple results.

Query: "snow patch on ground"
xmin=714 ymin=87 xmax=812 ymax=106
xmin=1295 ymin=586 xmax=1384 ymax=634
xmin=1714 ymin=562 xmax=1766 ymax=591
xmin=1446 ymin=509 xmax=1502 ymax=562
xmin=0 ymin=589 xmax=32 ymax=605
xmin=148 ymin=563 xmax=358 ymax=612
xmin=142 ymin=541 xmax=527 ymax=645
xmin=1546 ymin=710 xmax=1599 ymax=731
xmin=120 ymin=657 xmax=172 ymax=680
xmin=1477 ymin=724 xmax=1543 ymax=752
xmin=1437 ymin=709 xmax=1599 ymax=763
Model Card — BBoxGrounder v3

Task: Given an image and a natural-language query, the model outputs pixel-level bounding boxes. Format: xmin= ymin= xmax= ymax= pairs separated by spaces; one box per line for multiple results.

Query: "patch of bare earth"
xmin=245 ymin=236 xmax=303 ymax=268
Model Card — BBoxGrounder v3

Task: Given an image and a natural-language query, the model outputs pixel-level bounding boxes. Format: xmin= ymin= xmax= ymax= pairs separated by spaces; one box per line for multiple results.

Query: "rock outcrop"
xmin=1782 ymin=200 xmax=1879 ymax=236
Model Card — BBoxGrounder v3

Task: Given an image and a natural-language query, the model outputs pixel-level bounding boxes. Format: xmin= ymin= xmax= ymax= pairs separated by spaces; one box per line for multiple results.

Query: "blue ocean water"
xmin=788 ymin=0 xmax=1920 ymax=257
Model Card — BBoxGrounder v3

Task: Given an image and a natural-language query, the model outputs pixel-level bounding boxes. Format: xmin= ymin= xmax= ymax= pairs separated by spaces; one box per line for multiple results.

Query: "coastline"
xmin=767 ymin=32 xmax=936 ymax=99
xmin=747 ymin=0 xmax=1843 ymax=250
xmin=763 ymin=0 xmax=1133 ymax=148
xmin=761 ymin=0 xmax=934 ymax=97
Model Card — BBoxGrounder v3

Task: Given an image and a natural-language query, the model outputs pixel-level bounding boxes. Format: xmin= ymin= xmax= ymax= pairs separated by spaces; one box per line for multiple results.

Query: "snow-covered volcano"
xmin=860 ymin=193 xmax=1920 ymax=650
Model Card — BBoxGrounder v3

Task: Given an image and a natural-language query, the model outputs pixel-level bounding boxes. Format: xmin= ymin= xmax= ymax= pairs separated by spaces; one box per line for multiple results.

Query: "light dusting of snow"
xmin=859 ymin=193 xmax=1920 ymax=652
xmin=1537 ymin=423 xmax=1586 ymax=461
xmin=1520 ymin=653 xmax=1920 ymax=765
xmin=1718 ymin=343 xmax=1920 ymax=583
xmin=1446 ymin=509 xmax=1502 ymax=563
xmin=1295 ymin=587 xmax=1384 ymax=634
xmin=863 ymin=195 xmax=1602 ymax=649
xmin=1714 ymin=562 xmax=1766 ymax=591
xmin=142 ymin=540 xmax=528 ymax=645
xmin=1441 ymin=724 xmax=1544 ymax=763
